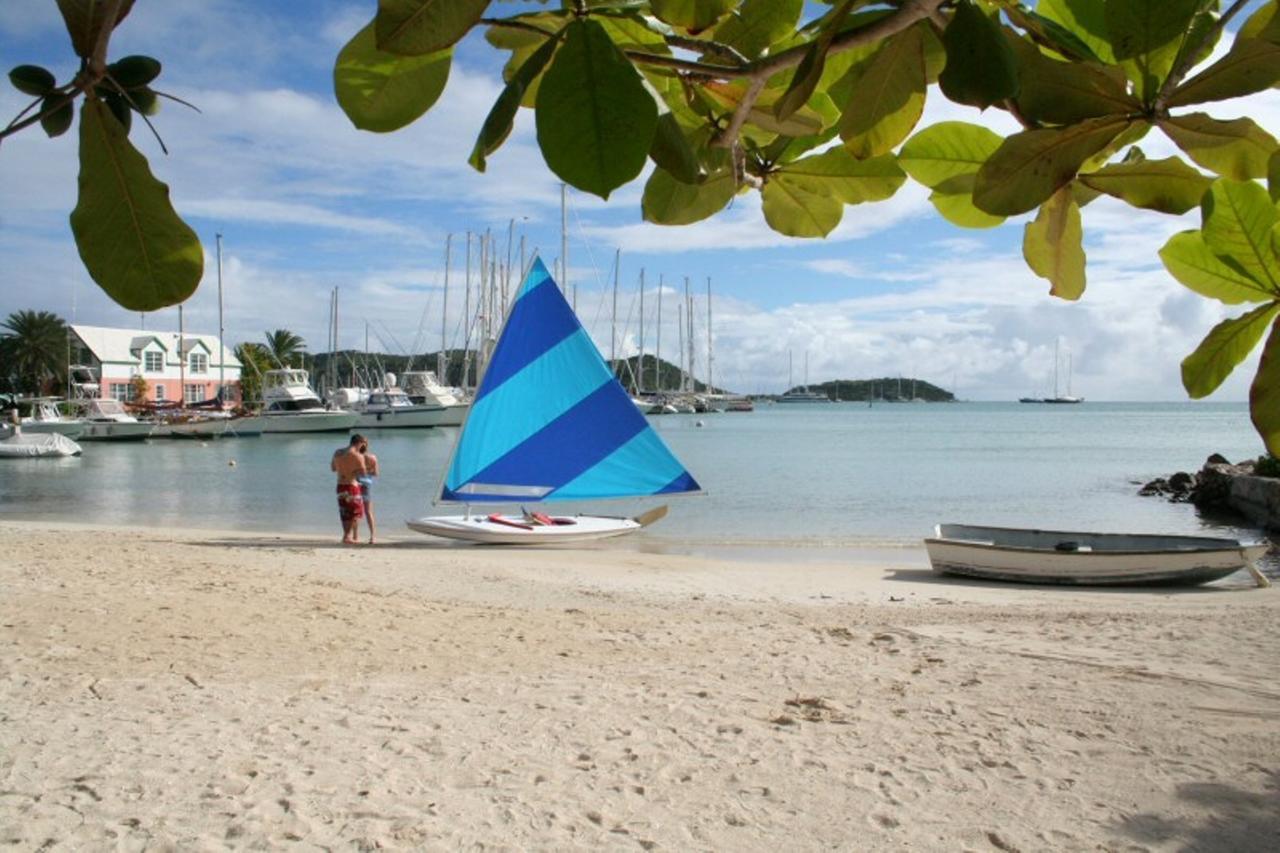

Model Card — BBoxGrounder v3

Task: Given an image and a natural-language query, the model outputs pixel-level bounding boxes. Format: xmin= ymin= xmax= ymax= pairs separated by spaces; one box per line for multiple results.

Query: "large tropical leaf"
xmin=335 ymin=20 xmax=451 ymax=133
xmin=469 ymin=31 xmax=560 ymax=171
xmin=1023 ymin=186 xmax=1086 ymax=299
xmin=1104 ymin=0 xmax=1200 ymax=103
xmin=1159 ymin=113 xmax=1279 ymax=181
xmin=973 ymin=116 xmax=1131 ymax=216
xmin=1035 ymin=0 xmax=1115 ymax=64
xmin=69 ymin=99 xmax=202 ymax=312
xmin=929 ymin=180 xmax=1006 ymax=229
xmin=775 ymin=148 xmax=905 ymax=204
xmin=535 ymin=18 xmax=658 ymax=199
xmin=712 ymin=0 xmax=803 ymax=60
xmin=1183 ymin=302 xmax=1280 ymax=398
xmin=1077 ymin=156 xmax=1211 ymax=214
xmin=375 ymin=0 xmax=488 ymax=56
xmin=1160 ymin=231 xmax=1276 ymax=304
xmin=838 ymin=23 xmax=927 ymax=159
xmin=650 ymin=0 xmax=736 ymax=33
xmin=1166 ymin=38 xmax=1280 ymax=108
xmin=761 ymin=177 xmax=843 ymax=238
xmin=55 ymin=0 xmax=135 ymax=58
xmin=1200 ymin=179 xmax=1280 ymax=290
xmin=898 ymin=121 xmax=1003 ymax=188
xmin=1270 ymin=149 xmax=1280 ymax=202
xmin=1006 ymin=36 xmax=1139 ymax=125
xmin=938 ymin=0 xmax=1019 ymax=109
xmin=1251 ymin=318 xmax=1280 ymax=454
xmin=642 ymin=167 xmax=737 ymax=225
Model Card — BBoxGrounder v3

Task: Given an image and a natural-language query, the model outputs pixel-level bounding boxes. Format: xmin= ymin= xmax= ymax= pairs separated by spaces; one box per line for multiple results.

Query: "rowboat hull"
xmin=925 ymin=524 xmax=1268 ymax=586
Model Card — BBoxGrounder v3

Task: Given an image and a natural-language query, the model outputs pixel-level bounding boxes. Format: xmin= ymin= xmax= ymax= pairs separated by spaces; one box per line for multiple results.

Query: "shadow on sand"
xmin=1114 ymin=770 xmax=1280 ymax=852
xmin=884 ymin=567 xmax=1244 ymax=595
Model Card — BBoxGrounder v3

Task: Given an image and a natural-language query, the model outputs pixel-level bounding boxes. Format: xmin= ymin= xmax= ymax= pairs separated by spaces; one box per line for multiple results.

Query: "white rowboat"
xmin=924 ymin=523 xmax=1269 ymax=587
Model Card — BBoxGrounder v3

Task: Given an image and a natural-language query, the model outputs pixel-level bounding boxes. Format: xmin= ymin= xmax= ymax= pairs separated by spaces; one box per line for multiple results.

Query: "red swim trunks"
xmin=337 ymin=483 xmax=365 ymax=522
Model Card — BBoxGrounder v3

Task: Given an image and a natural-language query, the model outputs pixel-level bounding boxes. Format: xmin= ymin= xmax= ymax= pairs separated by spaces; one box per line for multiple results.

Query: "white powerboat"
xmin=6 ymin=397 xmax=86 ymax=439
xmin=73 ymin=398 xmax=155 ymax=441
xmin=355 ymin=388 xmax=453 ymax=429
xmin=0 ymin=424 xmax=83 ymax=458
xmin=924 ymin=524 xmax=1270 ymax=587
xmin=398 ymin=371 xmax=467 ymax=426
xmin=258 ymin=369 xmax=359 ymax=433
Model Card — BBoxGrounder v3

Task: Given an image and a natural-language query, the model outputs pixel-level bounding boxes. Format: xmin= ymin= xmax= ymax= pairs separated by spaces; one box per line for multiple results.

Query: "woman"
xmin=357 ymin=439 xmax=379 ymax=544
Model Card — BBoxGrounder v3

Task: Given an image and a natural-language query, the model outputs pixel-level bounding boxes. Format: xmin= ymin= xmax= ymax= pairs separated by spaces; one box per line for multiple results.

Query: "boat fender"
xmin=1054 ymin=541 xmax=1080 ymax=552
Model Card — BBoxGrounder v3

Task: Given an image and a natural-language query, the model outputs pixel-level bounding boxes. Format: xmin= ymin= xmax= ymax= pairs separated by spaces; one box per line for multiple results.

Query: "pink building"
xmin=70 ymin=324 xmax=243 ymax=405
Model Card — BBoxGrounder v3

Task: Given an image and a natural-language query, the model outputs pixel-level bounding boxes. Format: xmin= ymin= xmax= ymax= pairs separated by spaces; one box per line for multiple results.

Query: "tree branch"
xmin=1155 ymin=0 xmax=1252 ymax=109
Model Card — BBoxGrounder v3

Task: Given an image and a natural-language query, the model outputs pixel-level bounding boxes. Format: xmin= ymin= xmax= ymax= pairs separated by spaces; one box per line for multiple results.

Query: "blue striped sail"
xmin=440 ymin=257 xmax=701 ymax=504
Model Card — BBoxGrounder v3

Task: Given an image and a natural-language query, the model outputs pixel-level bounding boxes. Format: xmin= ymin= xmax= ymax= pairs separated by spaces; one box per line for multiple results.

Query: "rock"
xmin=1138 ymin=478 xmax=1169 ymax=497
xmin=1206 ymin=453 xmax=1231 ymax=466
xmin=1168 ymin=471 xmax=1195 ymax=493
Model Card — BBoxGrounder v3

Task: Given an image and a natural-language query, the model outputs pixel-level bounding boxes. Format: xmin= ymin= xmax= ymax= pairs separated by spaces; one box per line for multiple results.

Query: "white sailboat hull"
xmin=77 ymin=421 xmax=155 ymax=441
xmin=925 ymin=524 xmax=1268 ymax=586
xmin=260 ymin=411 xmax=359 ymax=433
xmin=356 ymin=404 xmax=462 ymax=429
xmin=407 ymin=506 xmax=667 ymax=545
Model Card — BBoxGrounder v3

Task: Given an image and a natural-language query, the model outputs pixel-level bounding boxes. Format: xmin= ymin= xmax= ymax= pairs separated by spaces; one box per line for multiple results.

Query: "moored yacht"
xmin=259 ymin=369 xmax=358 ymax=433
xmin=397 ymin=370 xmax=467 ymax=426
xmin=73 ymin=398 xmax=155 ymax=441
xmin=4 ymin=397 xmax=86 ymax=439
xmin=353 ymin=385 xmax=454 ymax=429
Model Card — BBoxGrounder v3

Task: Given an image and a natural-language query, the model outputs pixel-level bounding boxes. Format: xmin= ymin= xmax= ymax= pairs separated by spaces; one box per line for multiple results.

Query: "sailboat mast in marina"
xmin=407 ymin=257 xmax=701 ymax=544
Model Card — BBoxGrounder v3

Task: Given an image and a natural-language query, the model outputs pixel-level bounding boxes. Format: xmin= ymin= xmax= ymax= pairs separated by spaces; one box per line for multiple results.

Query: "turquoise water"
xmin=0 ymin=402 xmax=1267 ymax=549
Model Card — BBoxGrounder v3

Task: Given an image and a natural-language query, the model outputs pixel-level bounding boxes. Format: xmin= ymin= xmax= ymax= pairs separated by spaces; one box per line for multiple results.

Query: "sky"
xmin=1 ymin=0 xmax=1277 ymax=400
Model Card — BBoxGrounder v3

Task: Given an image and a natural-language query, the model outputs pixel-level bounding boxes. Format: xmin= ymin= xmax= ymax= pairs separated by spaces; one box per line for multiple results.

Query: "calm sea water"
xmin=0 ymin=402 xmax=1268 ymax=554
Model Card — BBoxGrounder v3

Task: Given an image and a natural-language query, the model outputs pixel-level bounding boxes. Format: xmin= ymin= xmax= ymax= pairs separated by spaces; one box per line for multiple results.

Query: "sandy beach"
xmin=2 ymin=520 xmax=1278 ymax=851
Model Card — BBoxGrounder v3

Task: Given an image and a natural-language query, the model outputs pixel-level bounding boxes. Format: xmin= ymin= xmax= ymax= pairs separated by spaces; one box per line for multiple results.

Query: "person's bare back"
xmin=331 ymin=446 xmax=366 ymax=484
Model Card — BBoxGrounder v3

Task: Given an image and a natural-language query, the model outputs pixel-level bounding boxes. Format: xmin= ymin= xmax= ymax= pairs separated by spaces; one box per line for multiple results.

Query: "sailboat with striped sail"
xmin=407 ymin=257 xmax=701 ymax=543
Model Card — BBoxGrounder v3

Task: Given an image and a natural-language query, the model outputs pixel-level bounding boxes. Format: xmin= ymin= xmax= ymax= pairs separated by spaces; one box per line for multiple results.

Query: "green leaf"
xmin=55 ymin=0 xmax=135 ymax=58
xmin=1001 ymin=4 xmax=1103 ymax=62
xmin=1006 ymin=36 xmax=1139 ymax=125
xmin=973 ymin=116 xmax=1131 ymax=216
xmin=468 ymin=31 xmax=559 ymax=171
xmin=648 ymin=112 xmax=702 ymax=185
xmin=1251 ymin=319 xmax=1280 ymax=454
xmin=650 ymin=0 xmax=736 ymax=33
xmin=712 ymin=0 xmax=803 ymax=60
xmin=102 ymin=91 xmax=130 ymax=133
xmin=1183 ymin=302 xmax=1280 ymax=398
xmin=773 ymin=0 xmax=855 ymax=122
xmin=108 ymin=55 xmax=161 ymax=89
xmin=1160 ymin=231 xmax=1275 ymax=304
xmin=9 ymin=65 xmax=56 ymax=97
xmin=1035 ymin=0 xmax=1115 ymax=64
xmin=69 ymin=98 xmax=202 ymax=312
xmin=335 ymin=20 xmax=452 ymax=134
xmin=535 ymin=18 xmax=658 ymax=199
xmin=40 ymin=94 xmax=74 ymax=137
xmin=929 ymin=178 xmax=1006 ymax=229
xmin=1201 ymin=179 xmax=1280 ymax=290
xmin=126 ymin=87 xmax=157 ymax=116
xmin=642 ymin=167 xmax=737 ymax=225
xmin=938 ymin=0 xmax=1019 ymax=109
xmin=1104 ymin=0 xmax=1198 ymax=61
xmin=1240 ymin=1 xmax=1279 ymax=43
xmin=761 ymin=176 xmax=843 ymax=238
xmin=1269 ymin=149 xmax=1280 ymax=203
xmin=775 ymin=148 xmax=905 ymax=204
xmin=1077 ymin=157 xmax=1211 ymax=214
xmin=375 ymin=0 xmax=488 ymax=56
xmin=1157 ymin=114 xmax=1278 ymax=181
xmin=1023 ymin=186 xmax=1086 ymax=300
xmin=898 ymin=120 xmax=1003 ymax=188
xmin=838 ymin=23 xmax=926 ymax=159
xmin=1167 ymin=39 xmax=1280 ymax=107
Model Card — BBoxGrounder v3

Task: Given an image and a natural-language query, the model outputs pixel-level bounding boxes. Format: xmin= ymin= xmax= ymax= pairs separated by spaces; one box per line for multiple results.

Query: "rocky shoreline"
xmin=1140 ymin=454 xmax=1280 ymax=530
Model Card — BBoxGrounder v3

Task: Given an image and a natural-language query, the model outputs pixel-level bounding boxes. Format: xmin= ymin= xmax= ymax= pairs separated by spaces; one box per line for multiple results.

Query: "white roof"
xmin=72 ymin=324 xmax=240 ymax=367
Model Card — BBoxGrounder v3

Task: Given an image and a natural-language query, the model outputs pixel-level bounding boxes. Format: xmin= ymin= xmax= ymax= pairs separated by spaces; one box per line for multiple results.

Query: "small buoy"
xmin=695 ymin=419 xmax=705 ymax=427
xmin=201 ymin=441 xmax=209 ymax=447
xmin=228 ymin=459 xmax=237 ymax=467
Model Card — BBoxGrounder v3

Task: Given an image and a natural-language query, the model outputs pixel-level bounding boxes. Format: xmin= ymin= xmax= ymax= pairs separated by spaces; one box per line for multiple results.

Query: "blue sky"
xmin=1 ymin=1 xmax=1276 ymax=399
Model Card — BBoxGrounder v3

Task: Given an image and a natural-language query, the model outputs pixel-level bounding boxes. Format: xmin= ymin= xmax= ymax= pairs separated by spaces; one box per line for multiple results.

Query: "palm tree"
xmin=233 ymin=341 xmax=272 ymax=405
xmin=0 ymin=310 xmax=68 ymax=395
xmin=263 ymin=329 xmax=306 ymax=369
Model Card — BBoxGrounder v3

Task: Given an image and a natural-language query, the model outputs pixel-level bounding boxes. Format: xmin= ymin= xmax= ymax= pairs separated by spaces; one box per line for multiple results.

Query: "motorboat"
xmin=3 ymin=397 xmax=86 ymax=439
xmin=73 ymin=398 xmax=155 ymax=441
xmin=924 ymin=524 xmax=1270 ymax=587
xmin=258 ymin=369 xmax=359 ymax=433
xmin=353 ymin=387 xmax=453 ymax=429
xmin=0 ymin=424 xmax=83 ymax=458
xmin=397 ymin=371 xmax=467 ymax=426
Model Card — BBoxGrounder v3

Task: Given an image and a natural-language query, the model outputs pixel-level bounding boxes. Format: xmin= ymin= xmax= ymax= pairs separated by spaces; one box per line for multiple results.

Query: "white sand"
xmin=2 ymin=520 xmax=1279 ymax=850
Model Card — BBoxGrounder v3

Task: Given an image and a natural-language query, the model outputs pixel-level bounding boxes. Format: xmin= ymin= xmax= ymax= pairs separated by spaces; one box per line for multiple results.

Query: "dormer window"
xmin=189 ymin=353 xmax=208 ymax=374
xmin=144 ymin=351 xmax=163 ymax=372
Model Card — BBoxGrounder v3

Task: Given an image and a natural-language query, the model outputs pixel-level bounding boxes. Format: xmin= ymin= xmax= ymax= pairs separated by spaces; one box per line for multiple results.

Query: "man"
xmin=331 ymin=433 xmax=368 ymax=544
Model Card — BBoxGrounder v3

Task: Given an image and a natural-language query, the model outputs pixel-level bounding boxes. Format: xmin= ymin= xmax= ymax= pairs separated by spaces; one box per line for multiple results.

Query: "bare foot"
xmin=368 ymin=538 xmax=376 ymax=545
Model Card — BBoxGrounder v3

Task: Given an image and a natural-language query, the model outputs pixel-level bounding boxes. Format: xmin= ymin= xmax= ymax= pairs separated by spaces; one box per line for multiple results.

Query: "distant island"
xmin=798 ymin=378 xmax=955 ymax=403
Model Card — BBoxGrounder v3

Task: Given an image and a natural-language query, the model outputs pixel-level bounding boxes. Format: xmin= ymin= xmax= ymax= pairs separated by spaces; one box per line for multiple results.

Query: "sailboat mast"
xmin=560 ymin=183 xmax=569 ymax=303
xmin=178 ymin=303 xmax=185 ymax=405
xmin=440 ymin=234 xmax=451 ymax=382
xmin=684 ymin=276 xmax=693 ymax=392
xmin=677 ymin=301 xmax=685 ymax=393
xmin=464 ymin=232 xmax=472 ymax=391
xmin=638 ymin=268 xmax=645 ymax=394
xmin=706 ymin=276 xmax=712 ymax=395
xmin=216 ymin=232 xmax=224 ymax=401
xmin=656 ymin=275 xmax=663 ymax=393
xmin=611 ymin=249 xmax=620 ymax=368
